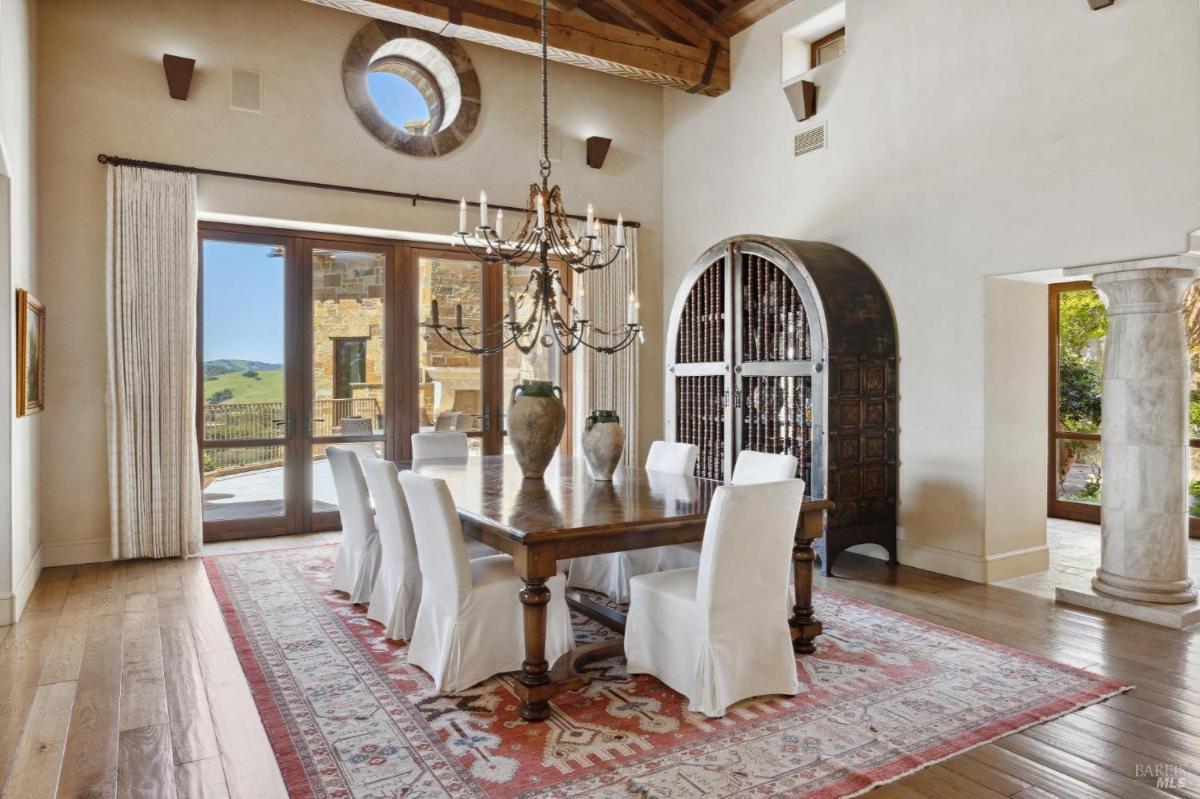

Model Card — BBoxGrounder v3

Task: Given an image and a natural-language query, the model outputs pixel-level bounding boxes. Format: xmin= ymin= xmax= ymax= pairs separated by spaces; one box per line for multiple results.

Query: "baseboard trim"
xmin=0 ymin=544 xmax=45 ymax=626
xmin=898 ymin=541 xmax=1050 ymax=583
xmin=43 ymin=537 xmax=113 ymax=568
xmin=984 ymin=543 xmax=1051 ymax=582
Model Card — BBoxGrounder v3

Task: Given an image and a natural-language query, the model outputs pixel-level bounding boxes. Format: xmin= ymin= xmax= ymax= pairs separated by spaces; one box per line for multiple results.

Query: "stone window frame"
xmin=342 ymin=20 xmax=481 ymax=158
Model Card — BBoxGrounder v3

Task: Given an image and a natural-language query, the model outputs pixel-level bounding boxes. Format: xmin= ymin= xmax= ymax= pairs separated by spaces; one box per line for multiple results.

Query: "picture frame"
xmin=16 ymin=289 xmax=45 ymax=417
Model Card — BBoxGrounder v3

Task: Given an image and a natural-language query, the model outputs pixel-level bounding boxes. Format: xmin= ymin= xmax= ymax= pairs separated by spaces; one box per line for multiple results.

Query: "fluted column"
xmin=1091 ymin=265 xmax=1197 ymax=604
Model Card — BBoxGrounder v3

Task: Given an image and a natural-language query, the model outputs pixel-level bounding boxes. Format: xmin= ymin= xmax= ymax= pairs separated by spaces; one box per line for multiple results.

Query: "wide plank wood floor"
xmin=0 ymin=528 xmax=1195 ymax=798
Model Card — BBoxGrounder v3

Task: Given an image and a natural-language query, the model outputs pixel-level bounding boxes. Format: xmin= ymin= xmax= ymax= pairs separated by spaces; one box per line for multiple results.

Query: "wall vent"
xmin=229 ymin=67 xmax=263 ymax=113
xmin=793 ymin=123 xmax=826 ymax=157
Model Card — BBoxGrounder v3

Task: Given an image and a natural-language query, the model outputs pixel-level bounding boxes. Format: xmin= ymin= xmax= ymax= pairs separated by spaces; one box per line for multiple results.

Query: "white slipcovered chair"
xmin=361 ymin=458 xmax=422 ymax=641
xmin=398 ymin=470 xmax=575 ymax=692
xmin=410 ymin=432 xmax=498 ymax=559
xmin=657 ymin=450 xmax=799 ymax=571
xmin=625 ymin=479 xmax=806 ymax=717
xmin=566 ymin=441 xmax=700 ymax=603
xmin=412 ymin=431 xmax=469 ymax=460
xmin=328 ymin=447 xmax=382 ymax=604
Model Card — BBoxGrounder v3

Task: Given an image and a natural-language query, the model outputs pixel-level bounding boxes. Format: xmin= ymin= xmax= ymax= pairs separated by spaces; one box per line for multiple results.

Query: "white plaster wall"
xmin=0 ymin=0 xmax=41 ymax=622
xmin=36 ymin=0 xmax=664 ymax=565
xmin=662 ymin=0 xmax=1200 ymax=580
xmin=983 ymin=277 xmax=1049 ymax=581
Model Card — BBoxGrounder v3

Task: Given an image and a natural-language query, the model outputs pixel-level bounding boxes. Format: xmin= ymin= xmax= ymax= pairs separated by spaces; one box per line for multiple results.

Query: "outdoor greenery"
xmin=203 ymin=368 xmax=284 ymax=404
xmin=1056 ymin=290 xmax=1106 ymax=499
xmin=1057 ymin=287 xmax=1200 ymax=516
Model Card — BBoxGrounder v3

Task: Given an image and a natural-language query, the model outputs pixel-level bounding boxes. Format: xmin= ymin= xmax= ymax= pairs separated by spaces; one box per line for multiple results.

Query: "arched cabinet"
xmin=666 ymin=236 xmax=898 ymax=573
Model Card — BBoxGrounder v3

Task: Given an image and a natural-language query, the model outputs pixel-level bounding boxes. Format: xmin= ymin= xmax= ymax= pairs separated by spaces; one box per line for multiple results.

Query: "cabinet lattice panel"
xmin=676 ymin=375 xmax=725 ymax=480
xmin=741 ymin=254 xmax=810 ymax=362
xmin=741 ymin=375 xmax=813 ymax=486
xmin=675 ymin=260 xmax=725 ymax=364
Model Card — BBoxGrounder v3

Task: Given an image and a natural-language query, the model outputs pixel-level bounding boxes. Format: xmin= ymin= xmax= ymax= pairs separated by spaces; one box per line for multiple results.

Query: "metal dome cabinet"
xmin=666 ymin=236 xmax=898 ymax=574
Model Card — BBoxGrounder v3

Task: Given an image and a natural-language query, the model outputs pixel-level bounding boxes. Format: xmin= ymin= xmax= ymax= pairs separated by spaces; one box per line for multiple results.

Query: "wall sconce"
xmin=783 ymin=79 xmax=817 ymax=122
xmin=162 ymin=54 xmax=196 ymax=101
xmin=1087 ymin=0 xmax=1114 ymax=8
xmin=586 ymin=136 xmax=612 ymax=169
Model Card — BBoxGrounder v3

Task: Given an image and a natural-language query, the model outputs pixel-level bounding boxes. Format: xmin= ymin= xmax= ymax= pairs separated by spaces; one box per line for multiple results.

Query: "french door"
xmin=198 ymin=224 xmax=567 ymax=541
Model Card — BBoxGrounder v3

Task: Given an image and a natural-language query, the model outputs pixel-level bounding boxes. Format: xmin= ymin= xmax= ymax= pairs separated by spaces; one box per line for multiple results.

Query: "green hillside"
xmin=204 ymin=359 xmax=282 ymax=378
xmin=203 ymin=369 xmax=284 ymax=405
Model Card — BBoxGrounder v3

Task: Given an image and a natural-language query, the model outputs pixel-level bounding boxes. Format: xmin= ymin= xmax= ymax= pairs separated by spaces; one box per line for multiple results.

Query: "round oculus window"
xmin=343 ymin=21 xmax=480 ymax=158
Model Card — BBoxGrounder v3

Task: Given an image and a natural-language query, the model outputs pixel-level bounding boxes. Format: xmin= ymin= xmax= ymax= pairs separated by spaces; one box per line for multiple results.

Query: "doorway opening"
xmin=1047 ymin=281 xmax=1200 ymax=536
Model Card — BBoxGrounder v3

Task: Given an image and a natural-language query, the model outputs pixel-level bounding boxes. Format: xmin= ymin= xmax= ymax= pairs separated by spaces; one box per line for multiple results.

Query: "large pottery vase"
xmin=582 ymin=410 xmax=625 ymax=481
xmin=508 ymin=380 xmax=567 ymax=479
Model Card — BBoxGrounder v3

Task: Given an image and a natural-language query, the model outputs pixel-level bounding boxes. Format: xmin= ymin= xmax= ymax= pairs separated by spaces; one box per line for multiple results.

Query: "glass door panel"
xmin=417 ymin=253 xmax=485 ymax=454
xmin=200 ymin=239 xmax=290 ymax=530
xmin=309 ymin=247 xmax=389 ymax=521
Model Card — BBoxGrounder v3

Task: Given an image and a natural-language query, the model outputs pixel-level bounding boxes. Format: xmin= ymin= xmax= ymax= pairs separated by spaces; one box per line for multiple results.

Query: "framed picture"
xmin=16 ymin=289 xmax=45 ymax=417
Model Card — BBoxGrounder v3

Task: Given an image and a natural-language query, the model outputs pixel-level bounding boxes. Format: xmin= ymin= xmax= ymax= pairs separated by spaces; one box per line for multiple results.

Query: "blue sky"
xmin=203 ymin=240 xmax=285 ymax=364
xmin=367 ymin=71 xmax=431 ymax=129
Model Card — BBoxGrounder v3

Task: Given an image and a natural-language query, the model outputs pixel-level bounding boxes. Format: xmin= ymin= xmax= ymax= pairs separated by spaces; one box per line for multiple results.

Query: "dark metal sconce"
xmin=586 ymin=136 xmax=612 ymax=169
xmin=783 ymin=79 xmax=817 ymax=122
xmin=162 ymin=54 xmax=196 ymax=101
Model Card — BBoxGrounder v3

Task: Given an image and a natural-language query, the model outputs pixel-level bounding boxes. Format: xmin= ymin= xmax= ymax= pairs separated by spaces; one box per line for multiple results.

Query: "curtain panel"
xmin=106 ymin=165 xmax=202 ymax=559
xmin=574 ymin=224 xmax=639 ymax=465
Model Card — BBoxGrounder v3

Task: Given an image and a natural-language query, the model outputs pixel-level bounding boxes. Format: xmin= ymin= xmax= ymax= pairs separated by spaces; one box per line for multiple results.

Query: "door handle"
xmin=481 ymin=407 xmax=492 ymax=432
xmin=274 ymin=411 xmax=295 ymax=439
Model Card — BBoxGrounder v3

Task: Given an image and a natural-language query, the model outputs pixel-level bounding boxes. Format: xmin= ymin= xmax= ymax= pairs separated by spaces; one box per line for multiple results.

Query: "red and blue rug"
xmin=204 ymin=545 xmax=1129 ymax=798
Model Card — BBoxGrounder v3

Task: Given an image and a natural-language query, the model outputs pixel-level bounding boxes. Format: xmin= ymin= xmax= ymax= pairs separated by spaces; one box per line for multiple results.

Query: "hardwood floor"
xmin=0 ymin=527 xmax=1195 ymax=798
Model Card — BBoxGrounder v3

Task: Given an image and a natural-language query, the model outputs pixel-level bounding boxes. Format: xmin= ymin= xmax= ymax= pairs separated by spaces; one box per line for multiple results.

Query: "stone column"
xmin=1090 ymin=265 xmax=1197 ymax=604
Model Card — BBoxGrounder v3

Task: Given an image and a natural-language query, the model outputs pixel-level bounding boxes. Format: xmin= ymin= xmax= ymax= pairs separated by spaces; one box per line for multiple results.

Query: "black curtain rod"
xmin=95 ymin=153 xmax=641 ymax=229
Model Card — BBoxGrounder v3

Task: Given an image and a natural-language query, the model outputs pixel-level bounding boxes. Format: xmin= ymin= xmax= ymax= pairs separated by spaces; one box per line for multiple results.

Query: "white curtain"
xmin=106 ymin=165 xmax=202 ymax=559
xmin=574 ymin=223 xmax=639 ymax=465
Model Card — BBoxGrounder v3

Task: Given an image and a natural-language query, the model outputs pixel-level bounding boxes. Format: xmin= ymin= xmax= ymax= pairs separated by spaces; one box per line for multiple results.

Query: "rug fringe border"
xmin=835 ymin=682 xmax=1135 ymax=799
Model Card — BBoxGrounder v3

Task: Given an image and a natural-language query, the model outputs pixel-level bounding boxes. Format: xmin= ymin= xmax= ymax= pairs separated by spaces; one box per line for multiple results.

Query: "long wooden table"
xmin=398 ymin=455 xmax=832 ymax=721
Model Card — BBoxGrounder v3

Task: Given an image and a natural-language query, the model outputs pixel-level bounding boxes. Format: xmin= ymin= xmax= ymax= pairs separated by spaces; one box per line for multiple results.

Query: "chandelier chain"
xmin=539 ymin=0 xmax=551 ymax=183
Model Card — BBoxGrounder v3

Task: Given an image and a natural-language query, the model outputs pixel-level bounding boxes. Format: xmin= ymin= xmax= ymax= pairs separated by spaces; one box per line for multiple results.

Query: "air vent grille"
xmin=230 ymin=67 xmax=262 ymax=113
xmin=793 ymin=123 xmax=826 ymax=157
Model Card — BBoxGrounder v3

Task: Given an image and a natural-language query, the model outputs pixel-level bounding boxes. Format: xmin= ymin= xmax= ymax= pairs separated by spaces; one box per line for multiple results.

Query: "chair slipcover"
xmin=361 ymin=458 xmax=422 ymax=641
xmin=644 ymin=440 xmax=700 ymax=474
xmin=626 ymin=479 xmax=806 ymax=717
xmin=328 ymin=447 xmax=382 ymax=604
xmin=658 ymin=450 xmax=799 ymax=571
xmin=566 ymin=441 xmax=700 ymax=602
xmin=398 ymin=470 xmax=574 ymax=692
xmin=412 ymin=431 xmax=469 ymax=460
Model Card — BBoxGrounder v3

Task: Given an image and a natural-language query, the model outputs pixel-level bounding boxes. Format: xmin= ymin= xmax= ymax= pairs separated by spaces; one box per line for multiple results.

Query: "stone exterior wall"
xmin=417 ymin=257 xmax=557 ymax=426
xmin=312 ymin=252 xmax=385 ymax=427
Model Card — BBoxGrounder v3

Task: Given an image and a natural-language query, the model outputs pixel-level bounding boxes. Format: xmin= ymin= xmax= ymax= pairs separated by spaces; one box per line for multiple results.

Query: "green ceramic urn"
xmin=508 ymin=379 xmax=566 ymax=479
xmin=582 ymin=409 xmax=625 ymax=481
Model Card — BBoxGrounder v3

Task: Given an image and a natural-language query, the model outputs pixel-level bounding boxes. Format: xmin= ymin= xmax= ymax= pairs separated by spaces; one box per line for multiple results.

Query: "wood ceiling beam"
xmin=616 ymin=0 xmax=725 ymax=50
xmin=571 ymin=0 xmax=649 ymax=34
xmin=305 ymin=0 xmax=730 ymax=95
xmin=712 ymin=0 xmax=790 ymax=37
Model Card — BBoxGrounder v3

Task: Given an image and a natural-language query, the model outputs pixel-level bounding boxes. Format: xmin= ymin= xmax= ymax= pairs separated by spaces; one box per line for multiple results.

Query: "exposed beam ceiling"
xmin=306 ymin=0 xmax=786 ymax=95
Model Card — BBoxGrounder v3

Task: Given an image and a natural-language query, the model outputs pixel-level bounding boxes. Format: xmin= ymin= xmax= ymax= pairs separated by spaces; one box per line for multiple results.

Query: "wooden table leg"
xmin=517 ymin=576 xmax=552 ymax=721
xmin=790 ymin=508 xmax=825 ymax=654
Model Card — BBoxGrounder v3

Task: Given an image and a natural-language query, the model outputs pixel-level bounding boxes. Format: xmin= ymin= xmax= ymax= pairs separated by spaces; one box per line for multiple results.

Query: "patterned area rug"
xmin=205 ymin=545 xmax=1129 ymax=799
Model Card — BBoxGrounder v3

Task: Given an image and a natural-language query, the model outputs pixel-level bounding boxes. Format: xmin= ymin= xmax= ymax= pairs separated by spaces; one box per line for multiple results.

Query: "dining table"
xmin=396 ymin=454 xmax=833 ymax=722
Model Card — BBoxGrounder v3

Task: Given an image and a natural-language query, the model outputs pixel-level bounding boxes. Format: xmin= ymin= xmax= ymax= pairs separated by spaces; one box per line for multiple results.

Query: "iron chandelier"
xmin=423 ymin=0 xmax=642 ymax=357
